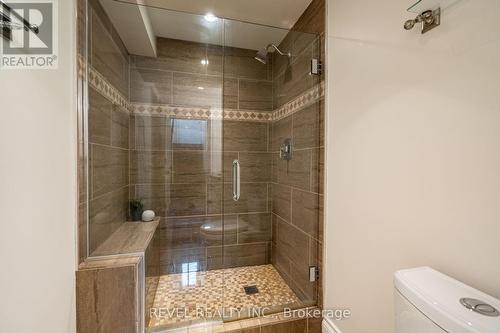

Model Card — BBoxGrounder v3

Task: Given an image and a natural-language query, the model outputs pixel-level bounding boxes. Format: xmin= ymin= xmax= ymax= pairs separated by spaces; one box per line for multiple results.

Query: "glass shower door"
xmin=85 ymin=1 xmax=228 ymax=329
xmin=221 ymin=18 xmax=323 ymax=321
xmin=127 ymin=8 xmax=227 ymax=329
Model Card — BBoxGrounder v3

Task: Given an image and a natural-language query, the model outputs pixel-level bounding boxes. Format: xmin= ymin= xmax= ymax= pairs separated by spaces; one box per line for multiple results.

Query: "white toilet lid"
xmin=395 ymin=267 xmax=500 ymax=333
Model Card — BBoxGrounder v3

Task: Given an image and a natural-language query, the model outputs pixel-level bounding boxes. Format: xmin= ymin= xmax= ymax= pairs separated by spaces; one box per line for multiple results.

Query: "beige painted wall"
xmin=0 ymin=0 xmax=77 ymax=332
xmin=324 ymin=0 xmax=500 ymax=332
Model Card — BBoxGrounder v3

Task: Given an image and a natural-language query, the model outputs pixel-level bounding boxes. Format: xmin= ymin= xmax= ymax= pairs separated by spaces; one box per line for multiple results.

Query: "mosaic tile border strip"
xmin=88 ymin=66 xmax=129 ymax=110
xmin=130 ymin=103 xmax=214 ymax=119
xmin=130 ymin=104 xmax=273 ymax=122
xmin=77 ymin=54 xmax=85 ymax=79
xmin=224 ymin=109 xmax=273 ymax=122
xmin=272 ymin=81 xmax=325 ymax=121
xmin=87 ymin=66 xmax=323 ymax=123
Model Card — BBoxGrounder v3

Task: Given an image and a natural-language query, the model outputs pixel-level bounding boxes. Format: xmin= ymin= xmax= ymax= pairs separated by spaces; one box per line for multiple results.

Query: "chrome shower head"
xmin=254 ymin=44 xmax=291 ymax=64
xmin=254 ymin=49 xmax=268 ymax=64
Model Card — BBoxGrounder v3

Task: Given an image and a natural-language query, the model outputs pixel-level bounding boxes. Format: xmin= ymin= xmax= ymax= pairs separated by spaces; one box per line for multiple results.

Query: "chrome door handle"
xmin=232 ymin=159 xmax=240 ymax=201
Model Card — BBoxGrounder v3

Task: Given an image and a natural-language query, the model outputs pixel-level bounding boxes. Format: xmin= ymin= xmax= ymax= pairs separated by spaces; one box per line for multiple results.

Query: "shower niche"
xmin=76 ymin=0 xmax=324 ymax=331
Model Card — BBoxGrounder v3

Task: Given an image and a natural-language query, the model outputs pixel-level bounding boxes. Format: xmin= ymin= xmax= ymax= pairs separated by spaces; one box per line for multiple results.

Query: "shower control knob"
xmin=279 ymin=139 xmax=293 ymax=160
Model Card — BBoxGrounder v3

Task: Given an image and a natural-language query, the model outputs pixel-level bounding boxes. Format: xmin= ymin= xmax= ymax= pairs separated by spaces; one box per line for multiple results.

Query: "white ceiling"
xmin=147 ymin=8 xmax=290 ymax=51
xmin=128 ymin=0 xmax=313 ymax=29
xmin=100 ymin=0 xmax=312 ymax=55
xmin=100 ymin=0 xmax=158 ymax=57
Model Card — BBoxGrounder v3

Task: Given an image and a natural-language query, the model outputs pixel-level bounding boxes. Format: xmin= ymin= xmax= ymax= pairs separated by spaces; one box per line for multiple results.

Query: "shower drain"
xmin=244 ymin=285 xmax=259 ymax=295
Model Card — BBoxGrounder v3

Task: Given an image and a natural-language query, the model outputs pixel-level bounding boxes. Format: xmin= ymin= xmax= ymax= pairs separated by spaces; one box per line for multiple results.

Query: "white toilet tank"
xmin=394 ymin=267 xmax=500 ymax=333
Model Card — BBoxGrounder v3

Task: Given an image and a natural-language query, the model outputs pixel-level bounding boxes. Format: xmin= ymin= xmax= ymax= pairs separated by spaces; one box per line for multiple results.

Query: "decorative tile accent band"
xmin=130 ymin=103 xmax=214 ymax=119
xmin=87 ymin=66 xmax=323 ymax=123
xmin=130 ymin=103 xmax=273 ymax=122
xmin=88 ymin=66 xmax=129 ymax=110
xmin=223 ymin=109 xmax=273 ymax=122
xmin=272 ymin=81 xmax=325 ymax=121
xmin=77 ymin=54 xmax=85 ymax=79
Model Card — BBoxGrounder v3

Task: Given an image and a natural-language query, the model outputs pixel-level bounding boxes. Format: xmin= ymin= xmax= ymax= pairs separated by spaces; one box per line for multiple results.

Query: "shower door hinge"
xmin=310 ymin=59 xmax=322 ymax=76
xmin=309 ymin=266 xmax=320 ymax=282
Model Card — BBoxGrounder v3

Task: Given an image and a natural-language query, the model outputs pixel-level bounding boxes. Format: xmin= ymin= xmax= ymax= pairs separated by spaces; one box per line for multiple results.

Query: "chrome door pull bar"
xmin=232 ymin=160 xmax=240 ymax=201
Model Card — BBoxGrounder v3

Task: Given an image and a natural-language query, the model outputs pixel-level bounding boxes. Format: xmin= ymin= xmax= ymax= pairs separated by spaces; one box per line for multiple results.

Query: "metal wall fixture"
xmin=404 ymin=8 xmax=441 ymax=34
xmin=232 ymin=159 xmax=241 ymax=201
xmin=310 ymin=58 xmax=322 ymax=76
xmin=309 ymin=266 xmax=320 ymax=282
xmin=0 ymin=1 xmax=40 ymax=41
xmin=279 ymin=139 xmax=293 ymax=160
xmin=254 ymin=44 xmax=291 ymax=64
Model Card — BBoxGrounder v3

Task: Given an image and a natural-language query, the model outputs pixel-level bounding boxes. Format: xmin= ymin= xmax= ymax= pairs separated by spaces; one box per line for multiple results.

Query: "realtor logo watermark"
xmin=0 ymin=0 xmax=58 ymax=69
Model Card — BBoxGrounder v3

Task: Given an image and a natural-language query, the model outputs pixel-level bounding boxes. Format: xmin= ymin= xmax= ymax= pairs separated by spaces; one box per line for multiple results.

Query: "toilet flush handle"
xmin=460 ymin=298 xmax=500 ymax=317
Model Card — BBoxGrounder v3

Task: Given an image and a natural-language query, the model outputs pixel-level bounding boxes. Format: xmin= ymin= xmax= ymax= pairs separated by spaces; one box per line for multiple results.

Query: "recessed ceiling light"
xmin=197 ymin=86 xmax=205 ymax=90
xmin=204 ymin=13 xmax=218 ymax=22
xmin=200 ymin=59 xmax=209 ymax=65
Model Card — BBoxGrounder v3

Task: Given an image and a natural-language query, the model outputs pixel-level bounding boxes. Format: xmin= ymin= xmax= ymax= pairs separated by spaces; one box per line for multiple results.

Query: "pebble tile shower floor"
xmin=148 ymin=264 xmax=301 ymax=329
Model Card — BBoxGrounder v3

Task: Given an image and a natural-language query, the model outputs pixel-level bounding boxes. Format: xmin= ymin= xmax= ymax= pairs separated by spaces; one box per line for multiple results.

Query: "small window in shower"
xmin=172 ymin=119 xmax=207 ymax=149
xmin=181 ymin=262 xmax=199 ymax=287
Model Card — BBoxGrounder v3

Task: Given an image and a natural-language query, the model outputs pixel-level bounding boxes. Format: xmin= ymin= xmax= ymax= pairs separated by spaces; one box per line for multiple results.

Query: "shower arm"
xmin=266 ymin=44 xmax=291 ymax=58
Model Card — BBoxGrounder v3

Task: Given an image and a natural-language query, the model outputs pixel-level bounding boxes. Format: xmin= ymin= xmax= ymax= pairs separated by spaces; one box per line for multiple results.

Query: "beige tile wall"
xmin=76 ymin=257 xmax=141 ymax=333
xmin=270 ymin=0 xmax=325 ymax=306
xmin=129 ymin=38 xmax=274 ymax=274
xmin=88 ymin=0 xmax=129 ymax=97
xmin=86 ymin=0 xmax=131 ymax=255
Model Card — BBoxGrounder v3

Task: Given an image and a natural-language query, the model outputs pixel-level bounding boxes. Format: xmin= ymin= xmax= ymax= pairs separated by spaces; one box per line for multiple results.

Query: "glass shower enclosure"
xmin=78 ymin=0 xmax=323 ymax=330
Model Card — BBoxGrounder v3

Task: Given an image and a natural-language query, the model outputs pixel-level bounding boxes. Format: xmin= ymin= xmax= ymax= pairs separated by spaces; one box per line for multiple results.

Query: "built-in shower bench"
xmin=91 ymin=219 xmax=160 ymax=256
xmin=76 ymin=218 xmax=160 ymax=333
